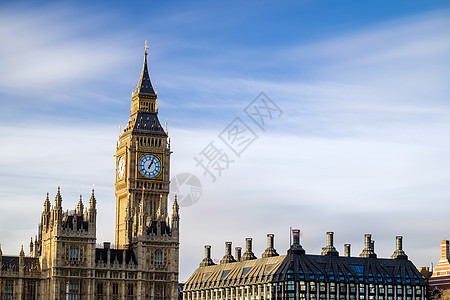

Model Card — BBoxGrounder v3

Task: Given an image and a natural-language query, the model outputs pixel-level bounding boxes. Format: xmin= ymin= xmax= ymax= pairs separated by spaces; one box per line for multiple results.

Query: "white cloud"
xmin=0 ymin=3 xmax=132 ymax=99
xmin=0 ymin=4 xmax=449 ymax=282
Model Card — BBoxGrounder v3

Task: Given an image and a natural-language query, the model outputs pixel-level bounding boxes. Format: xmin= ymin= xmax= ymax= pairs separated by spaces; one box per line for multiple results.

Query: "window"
xmin=96 ymin=282 xmax=104 ymax=299
xmin=340 ymin=283 xmax=347 ymax=300
xmin=369 ymin=284 xmax=375 ymax=294
xmin=242 ymin=267 xmax=252 ymax=277
xmin=112 ymin=283 xmax=119 ymax=300
xmin=319 ymin=282 xmax=326 ymax=292
xmin=155 ymin=250 xmax=163 ymax=266
xmin=26 ymin=281 xmax=36 ymax=300
xmin=415 ymin=286 xmax=421 ymax=295
xmin=66 ymin=281 xmax=79 ymax=300
xmin=70 ymin=246 xmax=79 ymax=262
xmin=5 ymin=281 xmax=14 ymax=300
xmin=285 ymin=281 xmax=295 ymax=291
xmin=127 ymin=283 xmax=134 ymax=300
xmin=406 ymin=286 xmax=412 ymax=295
xmin=387 ymin=285 xmax=393 ymax=295
xmin=359 ymin=284 xmax=366 ymax=300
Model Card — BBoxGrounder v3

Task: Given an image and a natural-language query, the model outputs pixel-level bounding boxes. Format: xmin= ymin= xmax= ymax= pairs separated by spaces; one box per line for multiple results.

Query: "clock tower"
xmin=115 ymin=43 xmax=175 ymax=249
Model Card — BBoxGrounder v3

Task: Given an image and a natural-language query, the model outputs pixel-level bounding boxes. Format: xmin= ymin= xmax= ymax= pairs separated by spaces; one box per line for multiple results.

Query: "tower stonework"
xmin=115 ymin=44 xmax=172 ymax=249
xmin=0 ymin=45 xmax=179 ymax=300
xmin=114 ymin=44 xmax=179 ymax=299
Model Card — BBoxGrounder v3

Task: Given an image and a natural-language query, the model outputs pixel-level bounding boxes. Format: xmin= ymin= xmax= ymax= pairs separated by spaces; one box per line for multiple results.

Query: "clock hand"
xmin=148 ymin=160 xmax=154 ymax=170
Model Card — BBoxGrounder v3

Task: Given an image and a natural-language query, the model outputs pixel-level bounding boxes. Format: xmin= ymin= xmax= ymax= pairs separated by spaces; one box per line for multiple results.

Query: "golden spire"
xmin=132 ymin=41 xmax=156 ymax=98
xmin=144 ymin=40 xmax=149 ymax=55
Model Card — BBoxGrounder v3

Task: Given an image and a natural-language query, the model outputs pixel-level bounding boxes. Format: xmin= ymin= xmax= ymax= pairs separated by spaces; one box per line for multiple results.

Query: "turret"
xmin=29 ymin=237 xmax=34 ymax=256
xmin=126 ymin=196 xmax=133 ymax=246
xmin=138 ymin=188 xmax=147 ymax=235
xmin=54 ymin=186 xmax=62 ymax=209
xmin=53 ymin=186 xmax=63 ymax=226
xmin=42 ymin=192 xmax=51 ymax=228
xmin=262 ymin=234 xmax=279 ymax=258
xmin=77 ymin=194 xmax=84 ymax=215
xmin=89 ymin=187 xmax=96 ymax=210
xmin=171 ymin=195 xmax=179 ymax=230
xmin=88 ymin=187 xmax=97 ymax=226
xmin=19 ymin=244 xmax=25 ymax=266
xmin=44 ymin=192 xmax=51 ymax=213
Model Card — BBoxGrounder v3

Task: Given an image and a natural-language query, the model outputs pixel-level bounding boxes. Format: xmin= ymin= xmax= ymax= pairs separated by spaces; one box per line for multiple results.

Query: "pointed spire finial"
xmin=77 ymin=193 xmax=84 ymax=214
xmin=144 ymin=40 xmax=149 ymax=56
xmin=55 ymin=185 xmax=62 ymax=208
xmin=89 ymin=185 xmax=96 ymax=209
xmin=132 ymin=42 xmax=156 ymax=98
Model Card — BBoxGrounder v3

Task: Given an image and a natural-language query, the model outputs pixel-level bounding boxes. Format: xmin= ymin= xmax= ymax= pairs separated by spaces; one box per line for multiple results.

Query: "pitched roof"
xmin=133 ymin=48 xmax=156 ymax=97
xmin=183 ymin=250 xmax=426 ymax=291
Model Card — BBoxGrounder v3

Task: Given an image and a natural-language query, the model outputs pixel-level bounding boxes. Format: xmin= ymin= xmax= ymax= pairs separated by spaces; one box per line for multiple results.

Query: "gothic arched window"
xmin=69 ymin=246 xmax=79 ymax=262
xmin=155 ymin=250 xmax=163 ymax=266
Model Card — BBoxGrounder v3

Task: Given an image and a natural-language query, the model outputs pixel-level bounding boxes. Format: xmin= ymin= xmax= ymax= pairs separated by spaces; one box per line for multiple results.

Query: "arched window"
xmin=155 ymin=250 xmax=163 ymax=266
xmin=69 ymin=246 xmax=79 ymax=262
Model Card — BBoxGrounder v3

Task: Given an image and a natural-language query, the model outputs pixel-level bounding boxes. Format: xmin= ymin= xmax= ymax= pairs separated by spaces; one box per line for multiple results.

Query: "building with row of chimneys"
xmin=182 ymin=230 xmax=427 ymax=300
xmin=0 ymin=44 xmax=180 ymax=299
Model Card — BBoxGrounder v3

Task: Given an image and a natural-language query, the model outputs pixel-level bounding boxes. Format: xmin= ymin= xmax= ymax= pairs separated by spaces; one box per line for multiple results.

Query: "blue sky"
xmin=0 ymin=0 xmax=450 ymax=281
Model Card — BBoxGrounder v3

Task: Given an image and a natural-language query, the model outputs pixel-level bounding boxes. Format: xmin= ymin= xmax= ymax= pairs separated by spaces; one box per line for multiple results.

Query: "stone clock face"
xmin=138 ymin=154 xmax=161 ymax=178
xmin=117 ymin=156 xmax=125 ymax=180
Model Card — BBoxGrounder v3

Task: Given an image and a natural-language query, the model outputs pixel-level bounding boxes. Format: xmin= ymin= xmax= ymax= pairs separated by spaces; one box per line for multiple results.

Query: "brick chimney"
xmin=442 ymin=240 xmax=450 ymax=260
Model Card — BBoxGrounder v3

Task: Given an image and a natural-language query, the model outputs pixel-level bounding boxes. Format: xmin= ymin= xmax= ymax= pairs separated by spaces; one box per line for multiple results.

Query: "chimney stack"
xmin=391 ymin=236 xmax=407 ymax=259
xmin=199 ymin=245 xmax=215 ymax=267
xmin=235 ymin=247 xmax=242 ymax=262
xmin=262 ymin=234 xmax=279 ymax=258
xmin=321 ymin=232 xmax=339 ymax=256
xmin=288 ymin=229 xmax=305 ymax=255
xmin=344 ymin=244 xmax=351 ymax=257
xmin=220 ymin=242 xmax=236 ymax=264
xmin=241 ymin=238 xmax=257 ymax=261
xmin=441 ymin=240 xmax=450 ymax=260
xmin=359 ymin=234 xmax=377 ymax=258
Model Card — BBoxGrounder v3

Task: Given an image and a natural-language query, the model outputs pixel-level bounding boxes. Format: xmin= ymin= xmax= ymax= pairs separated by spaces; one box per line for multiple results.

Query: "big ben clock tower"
xmin=114 ymin=43 xmax=179 ymax=298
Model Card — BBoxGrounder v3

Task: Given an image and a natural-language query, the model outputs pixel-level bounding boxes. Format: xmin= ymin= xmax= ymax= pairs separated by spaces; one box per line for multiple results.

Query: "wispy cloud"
xmin=0 ymin=2 xmax=449 ymax=281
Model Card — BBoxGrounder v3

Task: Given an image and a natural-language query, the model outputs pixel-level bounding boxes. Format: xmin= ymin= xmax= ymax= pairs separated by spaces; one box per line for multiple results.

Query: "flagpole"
xmin=289 ymin=226 xmax=292 ymax=246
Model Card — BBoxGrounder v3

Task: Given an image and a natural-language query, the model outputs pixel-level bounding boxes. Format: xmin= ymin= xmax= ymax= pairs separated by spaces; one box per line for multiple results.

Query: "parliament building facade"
xmin=183 ymin=231 xmax=427 ymax=300
xmin=0 ymin=46 xmax=180 ymax=299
